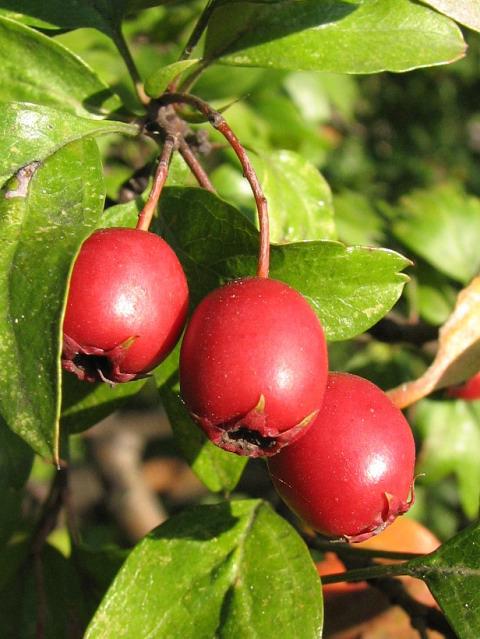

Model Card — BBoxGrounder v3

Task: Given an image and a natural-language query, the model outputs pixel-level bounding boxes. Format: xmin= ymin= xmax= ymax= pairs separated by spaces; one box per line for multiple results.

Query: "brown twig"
xmin=178 ymin=139 xmax=216 ymax=192
xmin=136 ymin=135 xmax=177 ymax=231
xmin=87 ymin=411 xmax=168 ymax=542
xmin=158 ymin=92 xmax=270 ymax=278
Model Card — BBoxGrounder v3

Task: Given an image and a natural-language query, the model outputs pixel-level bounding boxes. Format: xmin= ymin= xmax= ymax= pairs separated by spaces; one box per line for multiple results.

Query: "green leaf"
xmin=420 ymin=0 xmax=480 ymax=32
xmin=161 ymin=387 xmax=247 ymax=493
xmin=414 ymin=399 xmax=480 ymax=519
xmin=0 ymin=139 xmax=105 ymax=459
xmin=393 ymin=183 xmax=480 ymax=284
xmin=333 ymin=190 xmax=385 ymax=246
xmin=213 ymin=150 xmax=336 ymax=242
xmin=156 ymin=187 xmax=409 ymax=341
xmin=284 ymin=71 xmax=359 ymax=125
xmin=61 ymin=374 xmax=148 ymax=435
xmin=62 ymin=344 xmax=180 ymax=436
xmin=85 ymin=500 xmax=323 ymax=638
xmin=0 ymin=17 xmax=121 ymax=116
xmin=205 ymin=0 xmax=466 ymax=74
xmin=0 ymin=102 xmax=138 ymax=187
xmin=256 ymin=150 xmax=336 ymax=242
xmin=145 ymin=59 xmax=199 ymax=98
xmin=415 ymin=261 xmax=457 ymax=326
xmin=405 ymin=521 xmax=480 ymax=638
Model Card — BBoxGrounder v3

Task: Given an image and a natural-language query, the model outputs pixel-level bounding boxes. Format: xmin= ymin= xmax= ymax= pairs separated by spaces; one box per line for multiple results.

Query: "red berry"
xmin=62 ymin=227 xmax=188 ymax=383
xmin=179 ymin=277 xmax=328 ymax=457
xmin=447 ymin=372 xmax=480 ymax=400
xmin=268 ymin=372 xmax=416 ymax=541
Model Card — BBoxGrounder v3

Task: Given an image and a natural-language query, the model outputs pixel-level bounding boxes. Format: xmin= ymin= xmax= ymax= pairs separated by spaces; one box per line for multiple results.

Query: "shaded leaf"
xmin=156 ymin=187 xmax=409 ymax=341
xmin=393 ymin=184 xmax=480 ymax=284
xmin=161 ymin=387 xmax=247 ymax=493
xmin=0 ymin=139 xmax=105 ymax=460
xmin=72 ymin=543 xmax=128 ymax=621
xmin=0 ymin=102 xmax=138 ymax=187
xmin=414 ymin=399 xmax=480 ymax=518
xmin=205 ymin=0 xmax=466 ymax=74
xmin=85 ymin=500 xmax=323 ymax=638
xmin=420 ymin=0 xmax=480 ymax=32
xmin=0 ymin=0 xmax=132 ymax=35
xmin=0 ymin=543 xmax=88 ymax=639
xmin=145 ymin=59 xmax=199 ymax=98
xmin=388 ymin=276 xmax=480 ymax=408
xmin=0 ymin=17 xmax=121 ymax=116
xmin=0 ymin=416 xmax=33 ymax=546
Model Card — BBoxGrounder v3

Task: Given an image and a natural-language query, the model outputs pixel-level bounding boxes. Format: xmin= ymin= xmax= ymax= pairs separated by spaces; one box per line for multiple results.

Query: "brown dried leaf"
xmin=388 ymin=276 xmax=480 ymax=408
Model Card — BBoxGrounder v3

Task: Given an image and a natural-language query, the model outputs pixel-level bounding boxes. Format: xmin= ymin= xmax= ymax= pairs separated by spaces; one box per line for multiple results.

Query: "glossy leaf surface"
xmin=205 ymin=0 xmax=466 ymax=73
xmin=86 ymin=500 xmax=323 ymax=638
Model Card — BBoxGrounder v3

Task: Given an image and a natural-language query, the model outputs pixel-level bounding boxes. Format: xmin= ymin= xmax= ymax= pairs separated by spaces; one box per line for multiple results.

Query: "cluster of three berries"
xmin=62 ymin=227 xmax=415 ymax=541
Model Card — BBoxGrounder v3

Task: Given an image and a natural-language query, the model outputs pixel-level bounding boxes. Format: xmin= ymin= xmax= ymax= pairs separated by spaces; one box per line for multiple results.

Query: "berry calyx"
xmin=268 ymin=372 xmax=416 ymax=541
xmin=62 ymin=227 xmax=189 ymax=383
xmin=179 ymin=276 xmax=328 ymax=457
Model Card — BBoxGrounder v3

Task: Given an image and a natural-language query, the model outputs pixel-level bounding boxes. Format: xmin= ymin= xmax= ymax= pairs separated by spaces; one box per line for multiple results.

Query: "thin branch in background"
xmin=315 ymin=539 xmax=456 ymax=639
xmin=30 ymin=469 xmax=68 ymax=639
xmin=306 ymin=535 xmax=423 ymax=562
xmin=368 ymin=315 xmax=439 ymax=345
xmin=158 ymin=93 xmax=270 ymax=278
xmin=112 ymin=27 xmax=149 ymax=106
xmin=179 ymin=139 xmax=216 ymax=192
xmin=136 ymin=135 xmax=177 ymax=231
xmin=179 ymin=0 xmax=216 ymax=62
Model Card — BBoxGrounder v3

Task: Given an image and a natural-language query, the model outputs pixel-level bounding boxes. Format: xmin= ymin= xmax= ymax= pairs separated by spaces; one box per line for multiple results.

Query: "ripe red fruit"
xmin=62 ymin=227 xmax=188 ymax=383
xmin=179 ymin=276 xmax=328 ymax=457
xmin=447 ymin=371 xmax=480 ymax=400
xmin=268 ymin=372 xmax=416 ymax=541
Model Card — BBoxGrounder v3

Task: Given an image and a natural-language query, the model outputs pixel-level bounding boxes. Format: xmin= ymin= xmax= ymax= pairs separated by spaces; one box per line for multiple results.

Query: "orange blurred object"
xmin=316 ymin=516 xmax=440 ymax=606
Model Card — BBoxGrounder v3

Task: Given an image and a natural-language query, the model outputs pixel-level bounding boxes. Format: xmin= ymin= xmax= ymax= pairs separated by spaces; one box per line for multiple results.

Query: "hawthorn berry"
xmin=267 ymin=372 xmax=416 ymax=541
xmin=62 ymin=227 xmax=188 ymax=383
xmin=447 ymin=371 xmax=480 ymax=400
xmin=179 ymin=276 xmax=328 ymax=457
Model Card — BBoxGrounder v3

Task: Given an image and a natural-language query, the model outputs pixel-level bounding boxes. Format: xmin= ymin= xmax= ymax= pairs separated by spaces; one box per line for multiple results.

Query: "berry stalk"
xmin=159 ymin=92 xmax=270 ymax=278
xmin=136 ymin=134 xmax=176 ymax=231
